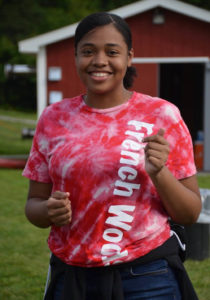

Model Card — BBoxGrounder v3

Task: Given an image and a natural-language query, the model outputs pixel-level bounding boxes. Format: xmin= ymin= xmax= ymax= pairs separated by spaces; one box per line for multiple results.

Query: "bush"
xmin=0 ymin=74 xmax=36 ymax=111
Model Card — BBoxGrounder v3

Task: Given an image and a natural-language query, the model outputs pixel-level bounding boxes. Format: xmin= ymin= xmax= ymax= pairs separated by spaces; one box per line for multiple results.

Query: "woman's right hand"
xmin=25 ymin=181 xmax=72 ymax=228
xmin=47 ymin=191 xmax=72 ymax=227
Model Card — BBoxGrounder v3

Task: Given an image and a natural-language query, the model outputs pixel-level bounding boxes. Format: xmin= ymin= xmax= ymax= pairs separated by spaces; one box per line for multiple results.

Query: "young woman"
xmin=23 ymin=12 xmax=201 ymax=300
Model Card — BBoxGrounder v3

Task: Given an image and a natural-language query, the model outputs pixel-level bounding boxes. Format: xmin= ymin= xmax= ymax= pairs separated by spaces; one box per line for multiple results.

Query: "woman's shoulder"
xmin=135 ymin=92 xmax=179 ymax=111
xmin=135 ymin=92 xmax=177 ymax=107
xmin=39 ymin=95 xmax=83 ymax=119
xmin=134 ymin=93 xmax=182 ymax=123
xmin=47 ymin=95 xmax=82 ymax=112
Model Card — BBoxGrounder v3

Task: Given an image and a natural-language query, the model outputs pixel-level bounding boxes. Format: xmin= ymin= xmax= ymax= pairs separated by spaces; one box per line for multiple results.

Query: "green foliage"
xmin=0 ymin=74 xmax=36 ymax=110
xmin=0 ymin=0 xmax=44 ymax=42
xmin=182 ymin=0 xmax=210 ymax=10
xmin=0 ymin=36 xmax=16 ymax=63
xmin=100 ymin=0 xmax=136 ymax=10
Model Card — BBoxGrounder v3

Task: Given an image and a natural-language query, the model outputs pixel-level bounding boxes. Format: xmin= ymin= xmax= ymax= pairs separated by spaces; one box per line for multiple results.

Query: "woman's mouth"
xmin=89 ymin=72 xmax=112 ymax=81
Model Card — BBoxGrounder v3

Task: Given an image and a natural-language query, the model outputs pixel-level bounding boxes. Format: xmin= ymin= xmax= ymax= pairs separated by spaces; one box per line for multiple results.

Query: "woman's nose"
xmin=92 ymin=52 xmax=107 ymax=66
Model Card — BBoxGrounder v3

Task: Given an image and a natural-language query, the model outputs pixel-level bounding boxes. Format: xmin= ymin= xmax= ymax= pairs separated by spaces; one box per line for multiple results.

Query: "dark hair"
xmin=74 ymin=12 xmax=137 ymax=89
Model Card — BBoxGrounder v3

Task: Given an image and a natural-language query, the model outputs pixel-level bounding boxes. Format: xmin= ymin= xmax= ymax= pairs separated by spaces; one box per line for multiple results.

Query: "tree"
xmin=182 ymin=0 xmax=210 ymax=10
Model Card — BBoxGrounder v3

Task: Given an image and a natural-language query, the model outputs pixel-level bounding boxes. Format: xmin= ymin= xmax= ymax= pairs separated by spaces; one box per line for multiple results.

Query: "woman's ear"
xmin=128 ymin=48 xmax=134 ymax=67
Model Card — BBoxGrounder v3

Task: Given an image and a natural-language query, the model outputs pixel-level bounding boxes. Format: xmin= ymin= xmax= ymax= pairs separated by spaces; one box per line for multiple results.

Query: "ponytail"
xmin=123 ymin=66 xmax=137 ymax=89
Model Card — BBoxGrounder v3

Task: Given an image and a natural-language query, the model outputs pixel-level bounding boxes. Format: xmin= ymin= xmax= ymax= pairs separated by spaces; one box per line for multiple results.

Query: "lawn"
xmin=0 ymin=109 xmax=36 ymax=155
xmin=0 ymin=169 xmax=50 ymax=300
xmin=0 ymin=168 xmax=210 ymax=300
xmin=184 ymin=174 xmax=210 ymax=300
xmin=0 ymin=108 xmax=37 ymax=120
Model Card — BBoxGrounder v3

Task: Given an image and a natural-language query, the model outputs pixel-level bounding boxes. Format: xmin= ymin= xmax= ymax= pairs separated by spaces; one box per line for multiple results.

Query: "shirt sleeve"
xmin=22 ymin=109 xmax=52 ymax=183
xmin=165 ymin=104 xmax=197 ymax=180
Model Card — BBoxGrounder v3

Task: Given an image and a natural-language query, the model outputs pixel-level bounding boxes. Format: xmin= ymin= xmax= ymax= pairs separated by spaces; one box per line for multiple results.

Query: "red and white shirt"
xmin=23 ymin=92 xmax=196 ymax=267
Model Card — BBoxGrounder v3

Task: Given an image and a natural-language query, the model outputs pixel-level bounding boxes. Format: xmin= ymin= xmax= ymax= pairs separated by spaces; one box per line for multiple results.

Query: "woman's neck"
xmin=84 ymin=88 xmax=133 ymax=109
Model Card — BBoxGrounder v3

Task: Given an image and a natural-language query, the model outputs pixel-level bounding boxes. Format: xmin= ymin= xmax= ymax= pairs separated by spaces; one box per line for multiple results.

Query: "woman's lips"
xmin=89 ymin=72 xmax=112 ymax=81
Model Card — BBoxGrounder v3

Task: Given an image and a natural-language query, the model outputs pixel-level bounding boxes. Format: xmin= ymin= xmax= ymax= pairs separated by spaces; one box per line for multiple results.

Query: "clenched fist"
xmin=143 ymin=128 xmax=170 ymax=176
xmin=46 ymin=191 xmax=72 ymax=227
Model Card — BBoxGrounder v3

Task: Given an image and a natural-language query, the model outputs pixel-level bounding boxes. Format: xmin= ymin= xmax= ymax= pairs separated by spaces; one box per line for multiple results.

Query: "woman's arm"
xmin=150 ymin=169 xmax=201 ymax=224
xmin=25 ymin=180 xmax=72 ymax=228
xmin=143 ymin=129 xmax=202 ymax=225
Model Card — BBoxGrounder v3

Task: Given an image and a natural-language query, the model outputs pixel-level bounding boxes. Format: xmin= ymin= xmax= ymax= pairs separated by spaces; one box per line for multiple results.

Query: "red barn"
xmin=19 ymin=0 xmax=210 ymax=171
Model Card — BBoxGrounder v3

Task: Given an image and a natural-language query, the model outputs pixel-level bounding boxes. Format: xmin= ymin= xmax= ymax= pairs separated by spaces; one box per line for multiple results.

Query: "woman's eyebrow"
xmin=80 ymin=43 xmax=94 ymax=47
xmin=106 ymin=43 xmax=122 ymax=48
xmin=80 ymin=42 xmax=122 ymax=48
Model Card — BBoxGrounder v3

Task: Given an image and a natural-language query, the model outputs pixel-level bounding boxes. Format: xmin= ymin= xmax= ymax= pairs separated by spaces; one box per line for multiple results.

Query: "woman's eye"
xmin=108 ymin=50 xmax=118 ymax=56
xmin=82 ymin=49 xmax=93 ymax=56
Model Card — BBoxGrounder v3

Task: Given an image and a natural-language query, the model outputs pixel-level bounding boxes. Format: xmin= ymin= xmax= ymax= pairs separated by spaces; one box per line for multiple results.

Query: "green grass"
xmin=0 ymin=169 xmax=210 ymax=300
xmin=184 ymin=259 xmax=210 ymax=300
xmin=0 ymin=169 xmax=50 ymax=300
xmin=0 ymin=108 xmax=37 ymax=120
xmin=184 ymin=174 xmax=210 ymax=300
xmin=197 ymin=174 xmax=210 ymax=189
xmin=0 ymin=109 xmax=36 ymax=155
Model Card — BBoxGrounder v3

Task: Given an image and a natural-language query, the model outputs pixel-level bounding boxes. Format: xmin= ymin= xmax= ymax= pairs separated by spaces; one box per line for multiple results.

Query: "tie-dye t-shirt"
xmin=23 ymin=91 xmax=196 ymax=267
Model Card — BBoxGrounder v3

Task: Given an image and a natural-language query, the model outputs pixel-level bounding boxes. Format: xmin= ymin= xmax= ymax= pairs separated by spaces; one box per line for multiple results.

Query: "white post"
xmin=204 ymin=62 xmax=210 ymax=171
xmin=37 ymin=46 xmax=47 ymax=119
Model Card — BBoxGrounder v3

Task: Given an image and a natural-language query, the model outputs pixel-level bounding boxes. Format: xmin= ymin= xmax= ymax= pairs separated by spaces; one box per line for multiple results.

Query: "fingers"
xmin=47 ymin=191 xmax=72 ymax=227
xmin=47 ymin=205 xmax=72 ymax=226
xmin=157 ymin=128 xmax=165 ymax=137
xmin=143 ymin=128 xmax=169 ymax=152
xmin=143 ymin=128 xmax=167 ymax=144
xmin=143 ymin=128 xmax=170 ymax=175
xmin=145 ymin=148 xmax=166 ymax=160
xmin=52 ymin=191 xmax=70 ymax=199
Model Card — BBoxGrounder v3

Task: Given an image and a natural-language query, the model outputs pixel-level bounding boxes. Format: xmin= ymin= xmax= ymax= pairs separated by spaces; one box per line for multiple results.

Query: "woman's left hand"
xmin=143 ymin=128 xmax=170 ymax=176
xmin=143 ymin=129 xmax=201 ymax=225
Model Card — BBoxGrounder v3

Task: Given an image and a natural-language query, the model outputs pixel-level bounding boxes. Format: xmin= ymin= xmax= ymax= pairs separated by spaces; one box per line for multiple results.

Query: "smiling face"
xmin=75 ymin=23 xmax=133 ymax=97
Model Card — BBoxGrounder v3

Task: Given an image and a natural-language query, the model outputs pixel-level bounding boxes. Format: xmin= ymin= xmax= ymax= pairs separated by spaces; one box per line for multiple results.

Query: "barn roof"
xmin=18 ymin=0 xmax=210 ymax=54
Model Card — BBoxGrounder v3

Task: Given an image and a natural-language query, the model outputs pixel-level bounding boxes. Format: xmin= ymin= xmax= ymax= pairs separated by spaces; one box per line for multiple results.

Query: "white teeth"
xmin=91 ymin=72 xmax=109 ymax=77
